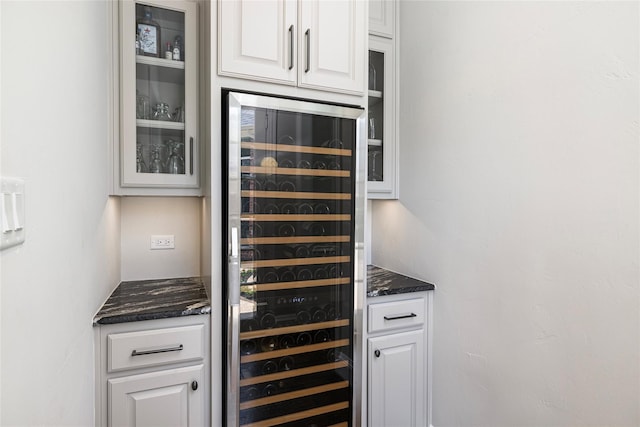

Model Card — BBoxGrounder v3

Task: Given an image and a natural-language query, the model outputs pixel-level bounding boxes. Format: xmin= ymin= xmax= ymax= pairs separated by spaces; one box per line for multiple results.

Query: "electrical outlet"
xmin=150 ymin=235 xmax=175 ymax=250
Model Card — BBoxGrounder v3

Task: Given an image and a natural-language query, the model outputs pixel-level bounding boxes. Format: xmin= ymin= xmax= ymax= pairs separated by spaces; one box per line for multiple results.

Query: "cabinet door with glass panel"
xmin=368 ymin=35 xmax=397 ymax=198
xmin=118 ymin=0 xmax=199 ymax=192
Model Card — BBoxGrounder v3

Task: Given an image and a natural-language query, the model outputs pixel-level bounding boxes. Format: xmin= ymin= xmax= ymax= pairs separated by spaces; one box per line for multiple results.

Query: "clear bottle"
xmin=137 ymin=6 xmax=161 ymax=57
xmin=165 ymin=42 xmax=173 ymax=60
xmin=172 ymin=37 xmax=181 ymax=61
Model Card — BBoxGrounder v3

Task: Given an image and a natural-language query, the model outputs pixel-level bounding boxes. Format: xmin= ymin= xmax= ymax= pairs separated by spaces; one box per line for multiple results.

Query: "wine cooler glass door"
xmin=227 ymin=92 xmax=364 ymax=427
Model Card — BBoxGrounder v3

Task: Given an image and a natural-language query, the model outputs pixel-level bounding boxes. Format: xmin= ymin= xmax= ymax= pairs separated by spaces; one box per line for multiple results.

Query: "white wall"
xmin=372 ymin=2 xmax=639 ymax=426
xmin=0 ymin=1 xmax=120 ymax=425
xmin=120 ymin=197 xmax=202 ymax=281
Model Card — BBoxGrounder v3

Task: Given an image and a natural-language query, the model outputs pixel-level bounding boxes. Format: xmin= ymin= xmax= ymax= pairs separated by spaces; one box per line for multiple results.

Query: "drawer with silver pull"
xmin=107 ymin=324 xmax=204 ymax=373
xmin=368 ymin=297 xmax=425 ymax=334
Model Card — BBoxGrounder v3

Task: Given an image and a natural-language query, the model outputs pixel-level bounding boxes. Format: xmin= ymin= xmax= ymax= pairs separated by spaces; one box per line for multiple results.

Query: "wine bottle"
xmin=296 ymin=268 xmax=313 ymax=281
xmin=278 ymin=335 xmax=295 ymax=349
xmin=278 ymin=268 xmax=296 ymax=282
xmin=313 ymin=330 xmax=330 ymax=343
xmin=262 ymin=383 xmax=278 ymax=397
xmin=314 ymin=203 xmax=331 ymax=215
xmin=260 ymin=311 xmax=276 ymax=329
xmin=261 ymin=360 xmax=278 ymax=375
xmin=262 ymin=203 xmax=279 ymax=214
xmin=296 ymin=310 xmax=311 ymax=324
xmin=241 ymin=319 xmax=258 ymax=332
xmin=279 ymin=180 xmax=296 ymax=192
xmin=294 ymin=245 xmax=310 ymax=258
xmin=277 ymin=223 xmax=296 ymax=237
xmin=281 ymin=203 xmax=297 ymax=214
xmin=310 ymin=306 xmax=327 ymax=323
xmin=240 ymin=340 xmax=257 ymax=355
xmin=298 ymin=203 xmax=314 ymax=215
xmin=296 ymin=332 xmax=312 ymax=346
xmin=260 ymin=336 xmax=277 ymax=352
xmin=314 ymin=267 xmax=328 ymax=280
xmin=278 ymin=356 xmax=295 ymax=371
xmin=137 ymin=6 xmax=161 ymax=58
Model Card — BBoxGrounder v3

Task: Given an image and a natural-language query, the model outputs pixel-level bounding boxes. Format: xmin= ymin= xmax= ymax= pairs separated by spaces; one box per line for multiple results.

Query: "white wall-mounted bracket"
xmin=1 ymin=177 xmax=26 ymax=250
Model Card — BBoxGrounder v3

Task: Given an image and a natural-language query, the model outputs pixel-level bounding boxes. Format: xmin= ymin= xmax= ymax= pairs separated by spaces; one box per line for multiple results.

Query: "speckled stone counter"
xmin=367 ymin=265 xmax=435 ymax=297
xmin=93 ymin=277 xmax=210 ymax=325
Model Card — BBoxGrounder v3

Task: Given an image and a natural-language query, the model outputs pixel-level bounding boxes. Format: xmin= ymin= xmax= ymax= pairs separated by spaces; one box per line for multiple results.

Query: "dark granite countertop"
xmin=367 ymin=265 xmax=435 ymax=297
xmin=93 ymin=277 xmax=210 ymax=326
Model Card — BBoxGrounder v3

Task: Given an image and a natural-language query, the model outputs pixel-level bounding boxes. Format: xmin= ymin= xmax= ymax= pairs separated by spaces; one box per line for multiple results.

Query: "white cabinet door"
xmin=298 ymin=0 xmax=366 ymax=94
xmin=218 ymin=0 xmax=297 ymax=85
xmin=368 ymin=330 xmax=425 ymax=427
xmin=108 ymin=364 xmax=204 ymax=427
xmin=369 ymin=0 xmax=394 ymax=38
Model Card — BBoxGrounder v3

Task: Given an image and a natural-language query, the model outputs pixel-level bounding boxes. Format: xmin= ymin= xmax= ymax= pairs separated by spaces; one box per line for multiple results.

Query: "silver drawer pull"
xmin=384 ymin=313 xmax=417 ymax=321
xmin=131 ymin=344 xmax=184 ymax=357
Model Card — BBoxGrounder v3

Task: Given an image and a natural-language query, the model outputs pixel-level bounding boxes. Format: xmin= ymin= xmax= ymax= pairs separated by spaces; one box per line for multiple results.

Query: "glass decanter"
xmin=149 ymin=145 xmax=163 ymax=173
xmin=165 ymin=140 xmax=185 ymax=174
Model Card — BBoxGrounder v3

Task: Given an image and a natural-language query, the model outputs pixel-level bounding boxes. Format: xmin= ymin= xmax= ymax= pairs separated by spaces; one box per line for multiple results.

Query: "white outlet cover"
xmin=150 ymin=234 xmax=175 ymax=250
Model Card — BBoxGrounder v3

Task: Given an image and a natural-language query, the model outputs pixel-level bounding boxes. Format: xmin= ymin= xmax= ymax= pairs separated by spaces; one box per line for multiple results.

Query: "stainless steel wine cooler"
xmin=224 ymin=91 xmax=366 ymax=427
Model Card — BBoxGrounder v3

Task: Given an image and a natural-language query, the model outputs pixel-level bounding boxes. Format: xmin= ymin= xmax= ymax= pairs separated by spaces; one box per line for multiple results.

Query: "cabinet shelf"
xmin=240 ymin=360 xmax=348 ymax=387
xmin=242 ymin=235 xmax=350 ymax=245
xmin=240 ymin=214 xmax=351 ymax=222
xmin=240 ymin=319 xmax=350 ymax=340
xmin=241 ymin=191 xmax=351 ymax=200
xmin=136 ymin=54 xmax=185 ymax=69
xmin=240 ymin=277 xmax=351 ymax=292
xmin=240 ymin=401 xmax=349 ymax=427
xmin=136 ymin=118 xmax=185 ymax=130
xmin=368 ymin=89 xmax=382 ymax=98
xmin=367 ymin=139 xmax=383 ymax=147
xmin=240 ymin=380 xmax=349 ymax=411
xmin=241 ymin=338 xmax=350 ymax=364
xmin=242 ymin=166 xmax=350 ymax=178
xmin=241 ymin=256 xmax=351 ymax=269
xmin=242 ymin=142 xmax=352 ymax=158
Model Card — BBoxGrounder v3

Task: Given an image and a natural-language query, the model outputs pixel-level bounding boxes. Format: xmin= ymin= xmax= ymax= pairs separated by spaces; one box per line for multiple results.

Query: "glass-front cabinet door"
xmin=367 ymin=35 xmax=397 ymax=198
xmin=119 ymin=0 xmax=199 ymax=189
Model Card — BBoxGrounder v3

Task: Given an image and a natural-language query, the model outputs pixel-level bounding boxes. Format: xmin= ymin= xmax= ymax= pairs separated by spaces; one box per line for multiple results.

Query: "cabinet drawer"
xmin=108 ymin=324 xmax=204 ymax=373
xmin=368 ymin=297 xmax=425 ymax=334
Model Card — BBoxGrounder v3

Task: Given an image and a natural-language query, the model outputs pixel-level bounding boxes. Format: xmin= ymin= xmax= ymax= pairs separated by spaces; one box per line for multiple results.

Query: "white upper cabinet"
xmin=218 ymin=0 xmax=366 ymax=95
xmin=218 ymin=0 xmax=297 ymax=85
xmin=111 ymin=0 xmax=201 ymax=196
xmin=369 ymin=0 xmax=395 ymax=38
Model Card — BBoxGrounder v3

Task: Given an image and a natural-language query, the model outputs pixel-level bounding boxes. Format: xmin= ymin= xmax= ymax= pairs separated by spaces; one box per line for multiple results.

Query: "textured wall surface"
xmin=372 ymin=2 xmax=639 ymax=426
xmin=0 ymin=1 xmax=120 ymax=425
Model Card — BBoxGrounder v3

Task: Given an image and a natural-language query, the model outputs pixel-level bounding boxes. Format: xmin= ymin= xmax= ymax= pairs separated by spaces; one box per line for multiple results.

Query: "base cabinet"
xmin=368 ymin=330 xmax=425 ymax=427
xmin=109 ymin=365 xmax=204 ymax=427
xmin=367 ymin=293 xmax=431 ymax=427
xmin=95 ymin=316 xmax=210 ymax=427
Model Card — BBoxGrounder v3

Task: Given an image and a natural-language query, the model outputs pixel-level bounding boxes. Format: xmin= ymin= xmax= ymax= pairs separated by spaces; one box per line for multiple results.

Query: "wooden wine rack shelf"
xmin=240 ymin=277 xmax=351 ymax=291
xmin=240 ymin=360 xmax=349 ymax=387
xmin=242 ymin=142 xmax=352 ymax=157
xmin=241 ymin=339 xmax=350 ymax=364
xmin=241 ymin=255 xmax=350 ymax=269
xmin=241 ymin=190 xmax=351 ymax=200
xmin=241 ymin=382 xmax=348 ymax=410
xmin=241 ymin=214 xmax=351 ymax=222
xmin=240 ymin=319 xmax=350 ymax=340
xmin=242 ymin=235 xmax=350 ymax=245
xmin=240 ymin=380 xmax=349 ymax=410
xmin=241 ymin=401 xmax=350 ymax=427
xmin=242 ymin=166 xmax=350 ymax=178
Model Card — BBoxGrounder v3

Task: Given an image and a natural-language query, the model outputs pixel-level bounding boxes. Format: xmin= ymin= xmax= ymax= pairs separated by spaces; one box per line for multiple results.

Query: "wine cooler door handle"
xmin=305 ymin=29 xmax=310 ymax=73
xmin=288 ymin=25 xmax=294 ymax=70
xmin=231 ymin=226 xmax=238 ymax=258
xmin=228 ymin=303 xmax=240 ymax=427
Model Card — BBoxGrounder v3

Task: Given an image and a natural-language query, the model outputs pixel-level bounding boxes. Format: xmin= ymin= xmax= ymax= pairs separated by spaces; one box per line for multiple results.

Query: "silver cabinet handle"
xmin=288 ymin=25 xmax=294 ymax=70
xmin=131 ymin=344 xmax=183 ymax=356
xmin=305 ymin=29 xmax=310 ymax=73
xmin=189 ymin=137 xmax=194 ymax=175
xmin=383 ymin=313 xmax=417 ymax=321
